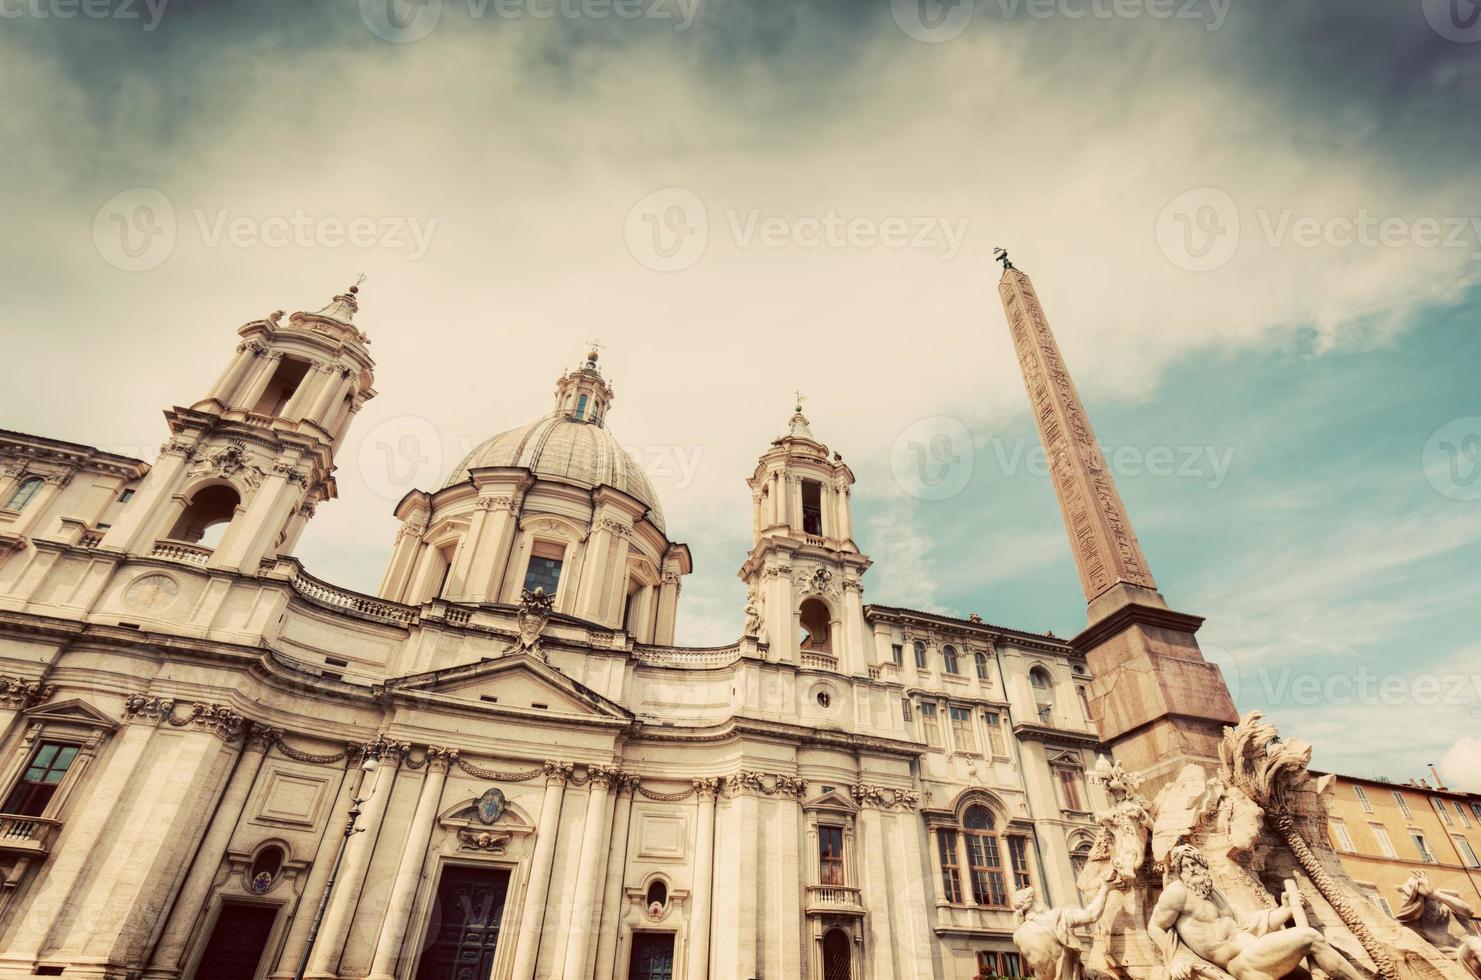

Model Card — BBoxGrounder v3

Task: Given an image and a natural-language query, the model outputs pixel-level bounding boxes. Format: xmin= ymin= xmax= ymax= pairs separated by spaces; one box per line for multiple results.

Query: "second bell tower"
xmin=737 ymin=402 xmax=872 ymax=672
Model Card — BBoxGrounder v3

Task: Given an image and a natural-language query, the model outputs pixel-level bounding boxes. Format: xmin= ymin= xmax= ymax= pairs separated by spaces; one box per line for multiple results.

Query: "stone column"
xmin=280 ymin=363 xmax=326 ymax=420
xmin=205 ymin=342 xmax=261 ymax=406
xmin=654 ymin=570 xmax=681 ymax=645
xmin=509 ymin=761 xmax=573 ymax=980
xmin=237 ymin=351 xmax=283 ymax=413
xmin=143 ymin=725 xmax=278 ymax=980
xmin=98 ymin=441 xmax=192 ymax=554
xmin=444 ymin=499 xmax=494 ymax=600
xmin=592 ymin=775 xmax=638 ymax=980
xmin=366 ymin=746 xmax=457 ymax=980
xmin=855 ymin=802 xmax=898 ymax=980
xmin=378 ymin=519 xmax=427 ymax=601
xmin=304 ymin=367 xmax=352 ymax=426
xmin=837 ymin=486 xmax=853 ymax=542
xmin=686 ymin=778 xmax=719 ymax=980
xmin=0 ymin=702 xmax=159 ymax=968
xmin=306 ymin=739 xmax=405 ymax=980
xmin=561 ymin=766 xmax=618 ymax=980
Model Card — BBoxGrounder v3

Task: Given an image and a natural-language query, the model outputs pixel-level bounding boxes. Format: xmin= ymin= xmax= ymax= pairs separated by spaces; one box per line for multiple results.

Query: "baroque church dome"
xmin=441 ymin=412 xmax=665 ymax=532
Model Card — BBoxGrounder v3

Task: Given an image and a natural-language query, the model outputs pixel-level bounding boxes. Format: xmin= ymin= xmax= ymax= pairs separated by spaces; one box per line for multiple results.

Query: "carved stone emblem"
xmin=124 ymin=573 xmax=180 ymax=612
xmin=475 ymin=787 xmax=507 ymax=826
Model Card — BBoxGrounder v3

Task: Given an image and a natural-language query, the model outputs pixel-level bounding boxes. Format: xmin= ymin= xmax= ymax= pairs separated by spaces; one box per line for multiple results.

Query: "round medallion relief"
xmin=124 ymin=573 xmax=180 ymax=612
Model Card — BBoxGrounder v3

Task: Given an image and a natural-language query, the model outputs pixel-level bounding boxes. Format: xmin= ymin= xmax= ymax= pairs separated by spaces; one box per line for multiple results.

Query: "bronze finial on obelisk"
xmin=995 ymin=255 xmax=1236 ymax=784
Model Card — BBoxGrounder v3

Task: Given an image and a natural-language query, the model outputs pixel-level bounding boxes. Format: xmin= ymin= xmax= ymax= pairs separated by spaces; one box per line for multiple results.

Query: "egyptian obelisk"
xmin=995 ymin=252 xmax=1237 ymax=784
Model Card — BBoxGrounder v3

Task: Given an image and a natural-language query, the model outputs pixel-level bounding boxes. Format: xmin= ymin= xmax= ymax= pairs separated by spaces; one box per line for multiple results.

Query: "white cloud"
xmin=1439 ymin=737 xmax=1481 ymax=793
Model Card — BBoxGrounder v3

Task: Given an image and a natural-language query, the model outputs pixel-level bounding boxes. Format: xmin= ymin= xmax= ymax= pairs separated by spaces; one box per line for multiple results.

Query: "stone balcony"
xmin=804 ymin=884 xmax=865 ymax=916
xmin=0 ymin=815 xmax=62 ymax=857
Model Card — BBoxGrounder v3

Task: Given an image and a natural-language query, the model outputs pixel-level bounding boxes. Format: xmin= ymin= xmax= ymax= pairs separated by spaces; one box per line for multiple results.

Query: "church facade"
xmin=0 ymin=284 xmax=1111 ymax=980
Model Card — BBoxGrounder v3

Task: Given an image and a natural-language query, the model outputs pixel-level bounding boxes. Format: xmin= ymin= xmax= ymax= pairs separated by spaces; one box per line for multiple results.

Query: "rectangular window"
xmin=819 ymin=826 xmax=846 ymax=885
xmin=966 ymin=832 xmax=1008 ymax=907
xmin=920 ymin=702 xmax=941 ymax=747
xmin=1370 ymin=823 xmax=1397 ymax=858
xmin=1006 ymin=836 xmax=1032 ymax=891
xmin=801 ymin=480 xmax=823 ymax=536
xmin=1000 ymin=952 xmax=1023 ymax=978
xmin=2 ymin=741 xmax=80 ymax=817
xmin=938 ymin=830 xmax=963 ymax=903
xmin=1354 ymin=784 xmax=1372 ymax=813
xmin=914 ymin=642 xmax=927 ymax=670
xmin=1056 ymin=768 xmax=1085 ymax=812
xmin=1433 ymin=798 xmax=1453 ymax=825
xmin=1411 ymin=831 xmax=1437 ymax=863
xmin=1330 ymin=820 xmax=1355 ymax=852
xmin=1077 ymin=685 xmax=1092 ymax=720
xmin=118 ymin=488 xmax=135 ymax=502
xmin=522 ymin=541 xmax=565 ymax=597
xmin=1456 ymin=802 xmax=1472 ymax=828
xmin=983 ymin=711 xmax=1006 ymax=758
xmin=1393 ymin=791 xmax=1411 ymax=819
xmin=1472 ymin=803 xmax=1481 ymax=824
xmin=949 ymin=706 xmax=975 ymax=753
xmin=891 ymin=643 xmax=903 ymax=666
xmin=901 ymin=697 xmax=912 ymax=722
xmin=975 ymin=652 xmax=989 ymax=681
xmin=1454 ymin=835 xmax=1480 ymax=868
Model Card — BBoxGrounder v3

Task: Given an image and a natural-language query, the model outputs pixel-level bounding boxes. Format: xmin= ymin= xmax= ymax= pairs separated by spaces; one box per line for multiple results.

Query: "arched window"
xmin=167 ymin=485 xmax=241 ymax=548
xmin=974 ymin=651 xmax=989 ymax=682
xmin=5 ymin=477 xmax=44 ymax=512
xmin=913 ymin=641 xmax=927 ymax=671
xmin=645 ymin=878 xmax=667 ymax=912
xmin=799 ymin=598 xmax=832 ymax=653
xmin=962 ymin=805 xmax=1008 ymax=907
xmin=942 ymin=645 xmax=960 ymax=674
xmin=1070 ymin=839 xmax=1092 ymax=879
xmin=822 ymin=929 xmax=852 ymax=980
xmin=1029 ymin=667 xmax=1055 ymax=725
xmin=249 ymin=845 xmax=285 ymax=893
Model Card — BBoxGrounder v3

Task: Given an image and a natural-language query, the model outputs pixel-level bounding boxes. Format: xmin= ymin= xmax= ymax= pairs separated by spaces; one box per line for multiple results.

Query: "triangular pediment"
xmin=385 ymin=653 xmax=631 ymax=720
xmin=24 ymin=697 xmax=118 ymax=731
xmin=803 ymin=788 xmax=857 ymax=813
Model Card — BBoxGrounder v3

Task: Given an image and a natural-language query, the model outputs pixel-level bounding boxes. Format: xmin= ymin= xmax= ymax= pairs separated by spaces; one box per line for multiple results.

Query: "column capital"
xmin=543 ymin=760 xmax=575 ymax=784
xmin=586 ymin=764 xmax=622 ymax=790
xmin=245 ymin=724 xmax=283 ymax=752
xmin=427 ymin=746 xmax=460 ymax=772
xmin=0 ymin=676 xmax=55 ymax=711
xmin=124 ymin=694 xmax=176 ymax=726
xmin=692 ymin=777 xmax=720 ymax=801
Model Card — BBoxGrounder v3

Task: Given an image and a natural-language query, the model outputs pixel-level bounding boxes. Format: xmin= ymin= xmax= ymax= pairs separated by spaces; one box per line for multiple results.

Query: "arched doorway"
xmin=799 ymin=598 xmax=832 ymax=653
xmin=822 ymin=928 xmax=851 ymax=980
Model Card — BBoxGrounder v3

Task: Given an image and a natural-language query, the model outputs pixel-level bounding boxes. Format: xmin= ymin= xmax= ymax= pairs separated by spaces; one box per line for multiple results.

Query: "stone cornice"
xmin=1070 ymin=601 xmax=1204 ymax=652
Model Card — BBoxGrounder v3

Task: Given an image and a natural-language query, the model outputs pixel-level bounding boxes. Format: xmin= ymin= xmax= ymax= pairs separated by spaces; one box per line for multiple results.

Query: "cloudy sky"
xmin=3 ymin=0 xmax=1479 ymax=787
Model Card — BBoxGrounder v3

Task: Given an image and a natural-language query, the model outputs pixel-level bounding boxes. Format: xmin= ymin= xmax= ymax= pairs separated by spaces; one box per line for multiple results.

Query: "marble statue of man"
xmin=1012 ymin=881 xmax=1111 ymax=980
xmin=1147 ymin=844 xmax=1367 ymax=980
xmin=1395 ymin=870 xmax=1481 ymax=980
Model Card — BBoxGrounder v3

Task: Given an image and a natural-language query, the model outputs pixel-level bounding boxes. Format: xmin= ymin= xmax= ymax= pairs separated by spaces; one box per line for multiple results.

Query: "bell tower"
xmin=737 ymin=400 xmax=871 ymax=672
xmin=99 ymin=284 xmax=376 ymax=573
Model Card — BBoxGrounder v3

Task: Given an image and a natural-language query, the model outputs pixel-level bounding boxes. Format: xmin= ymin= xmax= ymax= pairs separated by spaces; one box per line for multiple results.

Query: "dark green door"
xmin=192 ymin=902 xmax=276 ymax=980
xmin=414 ymin=866 xmax=511 ymax=980
xmin=629 ymin=932 xmax=675 ymax=980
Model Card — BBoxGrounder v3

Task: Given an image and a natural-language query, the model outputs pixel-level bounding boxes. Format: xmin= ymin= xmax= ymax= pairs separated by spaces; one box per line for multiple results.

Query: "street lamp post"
xmin=293 ymin=749 xmax=379 ymax=980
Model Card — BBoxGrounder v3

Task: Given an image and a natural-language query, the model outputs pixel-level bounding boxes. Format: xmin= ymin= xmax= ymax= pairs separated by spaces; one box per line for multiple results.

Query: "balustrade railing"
xmin=800 ymin=652 xmax=839 ymax=671
xmin=149 ymin=539 xmax=212 ymax=566
xmin=633 ymin=643 xmax=743 ymax=669
xmin=0 ymin=814 xmax=62 ymax=852
xmin=289 ymin=569 xmax=419 ymax=626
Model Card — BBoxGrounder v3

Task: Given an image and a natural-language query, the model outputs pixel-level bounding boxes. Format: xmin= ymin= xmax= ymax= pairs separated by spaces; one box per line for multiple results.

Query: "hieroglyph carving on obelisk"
xmin=998 ymin=267 xmax=1157 ymax=605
